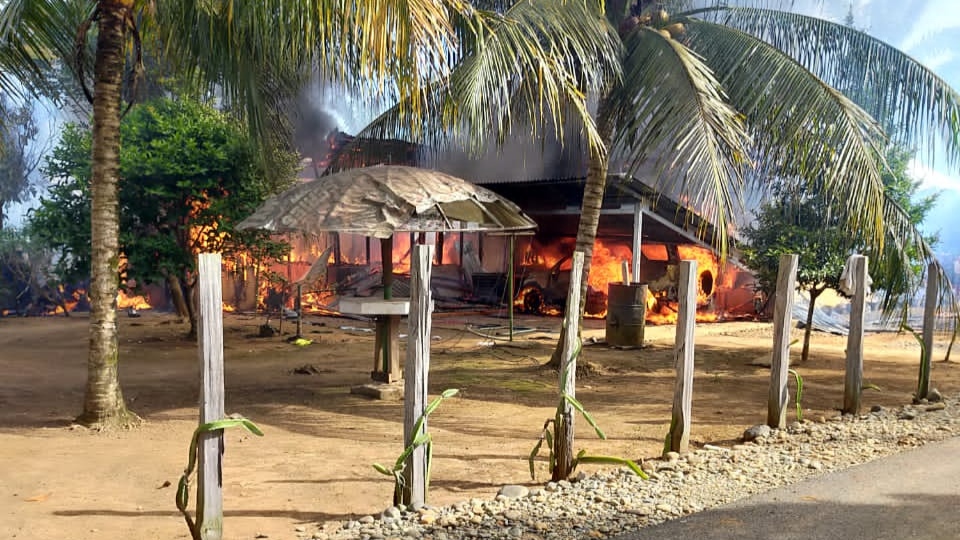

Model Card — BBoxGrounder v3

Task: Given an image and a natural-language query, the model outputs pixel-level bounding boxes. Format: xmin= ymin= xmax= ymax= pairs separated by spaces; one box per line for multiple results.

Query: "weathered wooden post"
xmin=667 ymin=260 xmax=697 ymax=454
xmin=632 ymin=205 xmax=643 ymax=284
xmin=508 ymin=235 xmax=515 ymax=341
xmin=768 ymin=254 xmax=799 ymax=428
xmin=197 ymin=253 xmax=225 ymax=540
xmin=918 ymin=262 xmax=939 ymax=399
xmin=553 ymin=251 xmax=584 ymax=481
xmin=402 ymin=244 xmax=434 ymax=506
xmin=294 ymin=283 xmax=303 ymax=338
xmin=843 ymin=255 xmax=868 ymax=415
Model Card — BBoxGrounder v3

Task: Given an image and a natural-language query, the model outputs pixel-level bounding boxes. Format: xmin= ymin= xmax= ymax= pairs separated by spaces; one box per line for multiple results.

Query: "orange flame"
xmin=117 ymin=290 xmax=152 ymax=310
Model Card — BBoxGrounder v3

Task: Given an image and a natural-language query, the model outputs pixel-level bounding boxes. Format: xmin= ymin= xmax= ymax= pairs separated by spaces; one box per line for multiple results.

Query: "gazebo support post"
xmin=371 ymin=236 xmax=401 ymax=383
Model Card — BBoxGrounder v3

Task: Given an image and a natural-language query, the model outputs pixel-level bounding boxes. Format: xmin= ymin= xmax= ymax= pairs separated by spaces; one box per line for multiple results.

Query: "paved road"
xmin=609 ymin=437 xmax=960 ymax=540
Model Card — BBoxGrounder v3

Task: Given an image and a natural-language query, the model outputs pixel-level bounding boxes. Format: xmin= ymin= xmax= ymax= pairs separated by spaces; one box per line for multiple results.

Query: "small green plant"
xmin=528 ymin=379 xmax=646 ymax=481
xmin=176 ymin=416 xmax=263 ymax=540
xmin=903 ymin=323 xmax=929 ymax=400
xmin=373 ymin=388 xmax=458 ymax=505
xmin=788 ymin=368 xmax=804 ymax=422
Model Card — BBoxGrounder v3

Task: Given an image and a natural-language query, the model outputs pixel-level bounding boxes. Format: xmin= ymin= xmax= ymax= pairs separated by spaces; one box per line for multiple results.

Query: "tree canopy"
xmin=0 ymin=96 xmax=43 ymax=230
xmin=30 ymin=97 xmax=296 ymax=332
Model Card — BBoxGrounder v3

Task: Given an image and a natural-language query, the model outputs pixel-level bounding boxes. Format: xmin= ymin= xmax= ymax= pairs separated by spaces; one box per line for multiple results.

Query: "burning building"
xmin=232 ymin=125 xmax=760 ymax=326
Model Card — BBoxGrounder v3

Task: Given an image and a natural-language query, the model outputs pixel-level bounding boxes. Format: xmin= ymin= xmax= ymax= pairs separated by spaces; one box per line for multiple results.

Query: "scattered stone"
xmin=418 ymin=510 xmax=438 ymax=525
xmin=742 ymin=424 xmax=772 ymax=442
xmin=317 ymin=392 xmax=958 ymax=540
xmin=927 ymin=389 xmax=943 ymax=402
xmin=870 ymin=405 xmax=884 ymax=413
xmin=381 ymin=507 xmax=402 ymax=520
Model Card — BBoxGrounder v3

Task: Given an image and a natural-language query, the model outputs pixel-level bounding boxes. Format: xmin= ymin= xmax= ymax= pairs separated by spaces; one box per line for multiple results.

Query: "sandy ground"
xmin=1 ymin=310 xmax=957 ymax=540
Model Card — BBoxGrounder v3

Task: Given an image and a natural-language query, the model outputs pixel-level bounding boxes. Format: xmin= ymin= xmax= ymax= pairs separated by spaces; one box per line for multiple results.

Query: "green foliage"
xmin=903 ymin=323 xmax=931 ymax=400
xmin=866 ymin=146 xmax=940 ymax=311
xmin=740 ymin=193 xmax=849 ymax=300
xmin=176 ymin=416 xmax=263 ymax=540
xmin=0 ymin=96 xmax=42 ymax=228
xmin=529 ymin=348 xmax=646 ymax=481
xmin=29 ymin=97 xmax=297 ymax=291
xmin=788 ymin=368 xmax=804 ymax=422
xmin=372 ymin=389 xmax=458 ymax=506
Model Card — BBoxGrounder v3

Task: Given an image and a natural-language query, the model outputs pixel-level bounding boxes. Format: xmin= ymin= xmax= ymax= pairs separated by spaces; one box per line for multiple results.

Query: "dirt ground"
xmin=1 ymin=310 xmax=958 ymax=540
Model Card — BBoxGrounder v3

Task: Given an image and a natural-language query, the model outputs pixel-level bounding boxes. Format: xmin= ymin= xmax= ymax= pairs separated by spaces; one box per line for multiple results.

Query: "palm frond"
xmin=0 ymin=0 xmax=90 ymax=99
xmin=874 ymin=189 xmax=959 ymax=339
xmin=683 ymin=17 xmax=888 ymax=247
xmin=689 ymin=6 xmax=960 ymax=168
xmin=608 ymin=25 xmax=752 ymax=256
xmin=155 ymin=0 xmax=480 ymax=149
xmin=336 ymin=0 xmax=620 ymax=165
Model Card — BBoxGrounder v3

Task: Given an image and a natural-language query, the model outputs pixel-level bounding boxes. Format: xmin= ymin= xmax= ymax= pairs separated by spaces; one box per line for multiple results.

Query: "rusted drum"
xmin=605 ymin=283 xmax=648 ymax=347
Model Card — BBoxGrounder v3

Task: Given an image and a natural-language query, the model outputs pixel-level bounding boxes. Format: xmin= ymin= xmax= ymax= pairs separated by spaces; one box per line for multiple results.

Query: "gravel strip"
xmin=304 ymin=392 xmax=958 ymax=540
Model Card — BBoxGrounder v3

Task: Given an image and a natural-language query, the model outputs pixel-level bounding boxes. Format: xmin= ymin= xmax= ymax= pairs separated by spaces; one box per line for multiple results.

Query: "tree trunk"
xmin=547 ymin=100 xmax=614 ymax=368
xmin=186 ymin=275 xmax=199 ymax=340
xmin=801 ymin=287 xmax=824 ymax=363
xmin=167 ymin=272 xmax=190 ymax=321
xmin=77 ymin=0 xmax=139 ymax=428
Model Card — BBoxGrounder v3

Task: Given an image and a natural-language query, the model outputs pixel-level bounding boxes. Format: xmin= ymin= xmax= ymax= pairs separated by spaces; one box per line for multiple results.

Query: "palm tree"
xmin=0 ymin=0 xmax=618 ymax=428
xmin=341 ymin=1 xmax=960 ymax=357
xmin=340 ymin=0 xmax=960 ymax=479
xmin=566 ymin=2 xmax=960 ymax=362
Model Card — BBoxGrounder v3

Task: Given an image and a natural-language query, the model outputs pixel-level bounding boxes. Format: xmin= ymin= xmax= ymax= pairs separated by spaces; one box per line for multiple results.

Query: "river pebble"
xmin=305 ymin=393 xmax=958 ymax=540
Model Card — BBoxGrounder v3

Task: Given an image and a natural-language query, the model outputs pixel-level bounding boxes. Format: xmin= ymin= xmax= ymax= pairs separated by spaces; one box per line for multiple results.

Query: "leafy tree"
xmin=345 ymin=1 xmax=960 ymax=375
xmin=2 ymin=0 xmax=614 ymax=428
xmin=0 ymin=97 xmax=43 ymax=230
xmin=0 ymin=228 xmax=74 ymax=316
xmin=31 ymin=97 xmax=296 ymax=337
xmin=740 ymin=194 xmax=848 ymax=362
xmin=742 ymin=143 xmax=940 ymax=362
xmin=866 ymin=145 xmax=940 ymax=315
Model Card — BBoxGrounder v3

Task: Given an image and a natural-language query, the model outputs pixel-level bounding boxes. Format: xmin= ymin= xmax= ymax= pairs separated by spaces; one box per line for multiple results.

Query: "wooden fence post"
xmin=843 ymin=255 xmax=868 ymax=415
xmin=197 ymin=253 xmax=225 ymax=540
xmin=553 ymin=251 xmax=584 ymax=481
xmin=768 ymin=254 xmax=799 ymax=428
xmin=918 ymin=262 xmax=939 ymax=399
xmin=632 ymin=205 xmax=643 ymax=284
xmin=667 ymin=260 xmax=697 ymax=454
xmin=402 ymin=245 xmax=434 ymax=506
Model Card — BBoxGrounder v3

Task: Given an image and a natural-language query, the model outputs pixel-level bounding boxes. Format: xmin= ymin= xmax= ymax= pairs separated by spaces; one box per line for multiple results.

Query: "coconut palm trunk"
xmin=547 ymin=102 xmax=614 ymax=369
xmin=77 ymin=0 xmax=138 ymax=428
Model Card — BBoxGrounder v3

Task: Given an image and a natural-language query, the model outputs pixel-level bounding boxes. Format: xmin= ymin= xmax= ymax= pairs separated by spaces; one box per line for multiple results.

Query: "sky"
xmin=6 ymin=0 xmax=960 ymax=252
xmin=793 ymin=0 xmax=960 ymax=253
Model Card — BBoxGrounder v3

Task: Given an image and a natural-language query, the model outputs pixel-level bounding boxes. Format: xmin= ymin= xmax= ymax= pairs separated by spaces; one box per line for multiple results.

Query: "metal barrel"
xmin=605 ymin=283 xmax=648 ymax=347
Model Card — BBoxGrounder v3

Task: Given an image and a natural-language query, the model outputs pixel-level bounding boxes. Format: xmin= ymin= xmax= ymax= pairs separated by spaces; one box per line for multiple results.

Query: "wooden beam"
xmin=402 ymin=245 xmax=434 ymax=506
xmin=918 ymin=262 xmax=938 ymax=399
xmin=197 ymin=253 xmax=225 ymax=540
xmin=768 ymin=254 xmax=798 ymax=428
xmin=668 ymin=260 xmax=697 ymax=454
xmin=843 ymin=255 xmax=868 ymax=415
xmin=632 ymin=205 xmax=643 ymax=283
xmin=508 ymin=235 xmax=515 ymax=341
